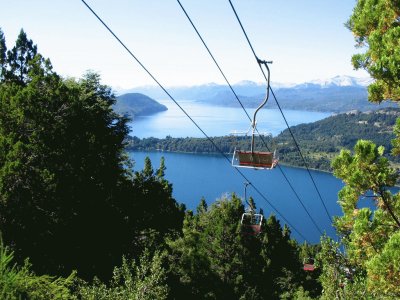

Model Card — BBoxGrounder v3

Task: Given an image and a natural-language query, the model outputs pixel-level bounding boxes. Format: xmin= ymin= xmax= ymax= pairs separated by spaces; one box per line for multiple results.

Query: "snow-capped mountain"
xmin=305 ymin=75 xmax=372 ymax=88
xmin=235 ymin=75 xmax=372 ymax=90
xmin=120 ymin=75 xmax=372 ymax=99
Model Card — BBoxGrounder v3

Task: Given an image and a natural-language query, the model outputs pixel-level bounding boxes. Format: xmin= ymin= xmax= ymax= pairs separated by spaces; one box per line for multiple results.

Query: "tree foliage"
xmin=317 ymin=236 xmax=370 ymax=300
xmin=0 ymin=29 xmax=184 ymax=281
xmin=366 ymin=230 xmax=400 ymax=295
xmin=0 ymin=56 xmax=130 ymax=279
xmin=0 ymin=240 xmax=76 ymax=300
xmin=331 ymin=140 xmax=400 ymax=297
xmin=326 ymin=2 xmax=400 ymax=296
xmin=0 ymin=28 xmax=6 ymax=81
xmin=166 ymin=195 xmax=314 ymax=299
xmin=347 ymin=0 xmax=400 ymax=102
xmin=77 ymin=250 xmax=169 ymax=300
xmin=3 ymin=29 xmax=38 ymax=84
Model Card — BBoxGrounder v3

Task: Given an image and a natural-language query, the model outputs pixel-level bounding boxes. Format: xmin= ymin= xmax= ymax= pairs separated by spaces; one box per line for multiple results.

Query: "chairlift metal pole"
xmin=244 ymin=181 xmax=250 ymax=205
xmin=251 ymin=59 xmax=272 ymax=153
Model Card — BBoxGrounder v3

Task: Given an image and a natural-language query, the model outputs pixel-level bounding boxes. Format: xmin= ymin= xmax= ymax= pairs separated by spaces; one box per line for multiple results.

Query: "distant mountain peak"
xmin=118 ymin=75 xmax=372 ymax=100
xmin=233 ymin=76 xmax=372 ymax=89
xmin=308 ymin=75 xmax=372 ymax=87
xmin=235 ymin=80 xmax=263 ymax=86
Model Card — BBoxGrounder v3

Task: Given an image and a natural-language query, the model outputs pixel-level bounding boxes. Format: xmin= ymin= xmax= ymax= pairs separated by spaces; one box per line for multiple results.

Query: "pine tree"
xmin=0 ymin=30 xmax=184 ymax=281
xmin=5 ymin=29 xmax=37 ymax=84
xmin=346 ymin=0 xmax=400 ymax=102
xmin=167 ymin=195 xmax=305 ymax=299
xmin=331 ymin=140 xmax=400 ymax=296
xmin=78 ymin=250 xmax=169 ymax=299
xmin=326 ymin=1 xmax=400 ymax=296
xmin=0 ymin=28 xmax=6 ymax=81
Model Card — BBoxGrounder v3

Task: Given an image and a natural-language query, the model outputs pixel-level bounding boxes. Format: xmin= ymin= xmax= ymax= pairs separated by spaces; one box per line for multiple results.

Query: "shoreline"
xmin=126 ymin=148 xmax=334 ymax=174
xmin=127 ymin=148 xmax=400 ymax=187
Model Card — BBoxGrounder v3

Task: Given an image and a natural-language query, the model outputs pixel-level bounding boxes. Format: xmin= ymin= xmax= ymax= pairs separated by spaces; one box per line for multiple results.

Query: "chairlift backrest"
xmin=232 ymin=149 xmax=278 ymax=170
xmin=241 ymin=212 xmax=263 ymax=235
xmin=303 ymin=258 xmax=315 ymax=271
xmin=303 ymin=264 xmax=315 ymax=271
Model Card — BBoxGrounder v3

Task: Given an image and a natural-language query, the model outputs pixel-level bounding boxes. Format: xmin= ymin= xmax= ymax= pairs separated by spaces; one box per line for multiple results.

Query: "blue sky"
xmin=1 ymin=0 xmax=368 ymax=89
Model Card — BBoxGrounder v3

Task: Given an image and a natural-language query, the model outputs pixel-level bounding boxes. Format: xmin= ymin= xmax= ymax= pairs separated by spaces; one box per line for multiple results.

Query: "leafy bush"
xmin=0 ymin=240 xmax=76 ymax=300
xmin=78 ymin=250 xmax=168 ymax=300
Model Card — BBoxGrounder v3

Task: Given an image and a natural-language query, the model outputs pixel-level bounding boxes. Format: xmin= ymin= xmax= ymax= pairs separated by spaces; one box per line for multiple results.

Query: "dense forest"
xmin=1 ymin=0 xmax=400 ymax=298
xmin=127 ymin=107 xmax=400 ymax=172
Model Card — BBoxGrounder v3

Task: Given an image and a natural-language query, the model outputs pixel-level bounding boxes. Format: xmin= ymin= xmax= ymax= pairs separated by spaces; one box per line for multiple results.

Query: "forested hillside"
xmin=127 ymin=107 xmax=400 ymax=171
xmin=276 ymin=108 xmax=400 ymax=170
xmin=114 ymin=92 xmax=167 ymax=119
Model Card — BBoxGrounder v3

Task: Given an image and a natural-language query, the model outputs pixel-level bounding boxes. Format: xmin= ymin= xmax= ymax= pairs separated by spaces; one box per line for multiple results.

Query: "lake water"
xmin=127 ymin=102 xmax=341 ymax=243
xmin=129 ymin=150 xmax=344 ymax=244
xmin=128 ymin=100 xmax=331 ymax=138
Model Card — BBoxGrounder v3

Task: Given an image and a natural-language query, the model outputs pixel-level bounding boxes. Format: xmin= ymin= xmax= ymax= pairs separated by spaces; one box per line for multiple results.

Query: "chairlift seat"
xmin=233 ymin=150 xmax=278 ymax=170
xmin=241 ymin=212 xmax=263 ymax=235
xmin=303 ymin=264 xmax=315 ymax=271
xmin=303 ymin=258 xmax=315 ymax=271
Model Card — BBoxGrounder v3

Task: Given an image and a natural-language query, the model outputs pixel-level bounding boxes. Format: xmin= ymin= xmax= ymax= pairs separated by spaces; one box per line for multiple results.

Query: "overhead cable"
xmin=80 ymin=0 xmax=310 ymax=241
xmin=176 ymin=0 xmax=324 ymax=235
xmin=228 ymin=0 xmax=333 ymax=223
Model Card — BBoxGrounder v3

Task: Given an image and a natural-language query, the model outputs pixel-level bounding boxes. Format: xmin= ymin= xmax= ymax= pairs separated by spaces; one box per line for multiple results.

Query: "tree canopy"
xmin=347 ymin=0 xmax=400 ymax=102
xmin=322 ymin=1 xmax=400 ymax=296
xmin=0 ymin=28 xmax=184 ymax=281
xmin=318 ymin=125 xmax=400 ymax=296
xmin=166 ymin=195 xmax=317 ymax=299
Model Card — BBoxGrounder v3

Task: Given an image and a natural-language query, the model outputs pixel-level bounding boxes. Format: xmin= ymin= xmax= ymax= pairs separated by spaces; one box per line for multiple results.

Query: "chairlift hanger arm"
xmin=251 ymin=59 xmax=272 ymax=152
xmin=252 ymin=59 xmax=272 ymax=129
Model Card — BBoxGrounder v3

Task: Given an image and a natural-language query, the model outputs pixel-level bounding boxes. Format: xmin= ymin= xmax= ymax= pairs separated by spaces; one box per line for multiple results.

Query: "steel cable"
xmin=228 ymin=0 xmax=333 ymax=223
xmin=80 ymin=0 xmax=310 ymax=241
xmin=176 ymin=0 xmax=324 ymax=234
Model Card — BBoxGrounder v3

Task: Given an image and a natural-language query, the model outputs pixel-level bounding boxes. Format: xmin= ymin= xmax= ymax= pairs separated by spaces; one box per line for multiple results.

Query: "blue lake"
xmin=129 ymin=100 xmax=331 ymax=138
xmin=129 ymin=150 xmax=344 ymax=244
xmin=128 ymin=102 xmax=339 ymax=243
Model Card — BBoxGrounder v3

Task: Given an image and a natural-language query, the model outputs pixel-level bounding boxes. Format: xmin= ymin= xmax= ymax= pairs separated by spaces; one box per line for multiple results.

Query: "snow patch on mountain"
xmin=308 ymin=75 xmax=372 ymax=87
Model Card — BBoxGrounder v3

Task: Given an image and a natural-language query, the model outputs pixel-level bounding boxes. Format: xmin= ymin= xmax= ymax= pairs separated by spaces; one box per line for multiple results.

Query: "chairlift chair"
xmin=303 ymin=258 xmax=315 ymax=271
xmin=241 ymin=212 xmax=263 ymax=235
xmin=233 ymin=149 xmax=278 ymax=170
xmin=231 ymin=59 xmax=278 ymax=170
xmin=240 ymin=182 xmax=264 ymax=235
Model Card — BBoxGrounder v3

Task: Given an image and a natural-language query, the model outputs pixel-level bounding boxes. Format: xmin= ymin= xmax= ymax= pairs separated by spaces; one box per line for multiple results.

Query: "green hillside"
xmin=275 ymin=108 xmax=400 ymax=171
xmin=114 ymin=93 xmax=167 ymax=119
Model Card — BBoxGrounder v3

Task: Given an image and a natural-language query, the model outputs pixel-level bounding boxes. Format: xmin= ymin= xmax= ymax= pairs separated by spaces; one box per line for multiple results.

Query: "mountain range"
xmin=119 ymin=75 xmax=395 ymax=113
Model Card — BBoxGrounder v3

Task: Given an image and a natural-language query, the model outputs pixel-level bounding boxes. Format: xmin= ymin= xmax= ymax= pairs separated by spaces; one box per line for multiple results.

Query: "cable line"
xmin=176 ymin=0 xmax=323 ymax=235
xmin=228 ymin=0 xmax=333 ymax=223
xmin=80 ymin=0 xmax=310 ymax=242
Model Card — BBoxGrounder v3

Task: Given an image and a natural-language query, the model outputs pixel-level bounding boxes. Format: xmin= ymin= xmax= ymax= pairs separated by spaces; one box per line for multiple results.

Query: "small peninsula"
xmin=114 ymin=93 xmax=167 ymax=119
